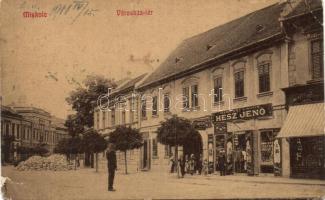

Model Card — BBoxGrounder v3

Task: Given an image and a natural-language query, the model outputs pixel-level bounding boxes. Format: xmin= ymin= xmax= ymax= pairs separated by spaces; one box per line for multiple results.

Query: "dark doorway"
xmin=183 ymin=133 xmax=203 ymax=162
xmin=142 ymin=140 xmax=148 ymax=169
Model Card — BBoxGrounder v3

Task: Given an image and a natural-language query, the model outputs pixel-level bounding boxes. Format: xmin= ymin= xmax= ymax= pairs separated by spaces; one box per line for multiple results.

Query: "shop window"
xmin=214 ymin=77 xmax=223 ymax=102
xmin=163 ymin=94 xmax=170 ymax=113
xmin=290 ymin=136 xmax=325 ymax=179
xmin=191 ymin=85 xmax=198 ymax=108
xmin=152 ymin=138 xmax=158 ymax=158
xmin=152 ymin=96 xmax=158 ymax=116
xmin=234 ymin=71 xmax=244 ymax=98
xmin=260 ymin=130 xmax=276 ymax=173
xmin=258 ymin=63 xmax=271 ymax=93
xmin=311 ymin=39 xmax=324 ymax=80
xmin=182 ymin=87 xmax=190 ymax=110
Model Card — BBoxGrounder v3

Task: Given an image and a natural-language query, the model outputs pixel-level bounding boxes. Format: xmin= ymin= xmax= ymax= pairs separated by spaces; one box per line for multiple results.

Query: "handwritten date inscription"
xmin=51 ymin=0 xmax=98 ymax=24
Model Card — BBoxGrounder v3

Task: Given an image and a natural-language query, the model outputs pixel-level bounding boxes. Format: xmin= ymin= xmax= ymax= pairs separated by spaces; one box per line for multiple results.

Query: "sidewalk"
xmin=169 ymin=172 xmax=325 ymax=186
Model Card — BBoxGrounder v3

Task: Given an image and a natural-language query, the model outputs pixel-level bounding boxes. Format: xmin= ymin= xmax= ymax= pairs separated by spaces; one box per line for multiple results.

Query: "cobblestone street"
xmin=2 ymin=166 xmax=325 ymax=199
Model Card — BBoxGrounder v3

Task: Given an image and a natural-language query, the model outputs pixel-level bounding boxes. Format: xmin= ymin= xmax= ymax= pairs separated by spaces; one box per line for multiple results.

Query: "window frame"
xmin=214 ymin=76 xmax=223 ymax=103
xmin=141 ymin=98 xmax=147 ymax=119
xmin=311 ymin=39 xmax=324 ymax=80
xmin=163 ymin=93 xmax=170 ymax=113
xmin=152 ymin=96 xmax=158 ymax=116
xmin=258 ymin=62 xmax=271 ymax=93
xmin=234 ymin=70 xmax=245 ymax=98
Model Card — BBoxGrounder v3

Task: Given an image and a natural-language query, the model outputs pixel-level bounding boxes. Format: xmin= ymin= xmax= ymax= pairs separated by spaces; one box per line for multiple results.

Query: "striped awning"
xmin=277 ymin=103 xmax=325 ymax=138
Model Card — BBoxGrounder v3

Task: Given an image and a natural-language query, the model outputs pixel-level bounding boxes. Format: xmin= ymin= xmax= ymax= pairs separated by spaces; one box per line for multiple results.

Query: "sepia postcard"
xmin=0 ymin=0 xmax=324 ymax=199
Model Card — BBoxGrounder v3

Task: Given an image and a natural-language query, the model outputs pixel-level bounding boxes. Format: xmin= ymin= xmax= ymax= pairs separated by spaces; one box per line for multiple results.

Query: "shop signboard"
xmin=212 ymin=104 xmax=272 ymax=122
xmin=192 ymin=118 xmax=212 ymax=130
xmin=214 ymin=122 xmax=227 ymax=134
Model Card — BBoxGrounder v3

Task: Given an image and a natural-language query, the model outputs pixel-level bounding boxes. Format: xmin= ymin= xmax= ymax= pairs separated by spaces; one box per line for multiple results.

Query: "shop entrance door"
xmin=233 ymin=133 xmax=247 ymax=173
xmin=142 ymin=140 xmax=148 ymax=169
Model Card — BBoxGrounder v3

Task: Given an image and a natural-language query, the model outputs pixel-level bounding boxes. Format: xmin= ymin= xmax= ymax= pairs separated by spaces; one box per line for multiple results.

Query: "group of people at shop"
xmin=169 ymin=154 xmax=209 ymax=178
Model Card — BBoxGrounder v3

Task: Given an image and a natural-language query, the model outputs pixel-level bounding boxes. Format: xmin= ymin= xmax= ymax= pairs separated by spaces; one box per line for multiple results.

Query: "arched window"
xmin=256 ymin=51 xmax=272 ymax=93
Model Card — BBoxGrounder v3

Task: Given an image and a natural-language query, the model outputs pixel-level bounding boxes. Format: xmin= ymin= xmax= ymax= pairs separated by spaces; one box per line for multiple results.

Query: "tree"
xmin=1 ymin=135 xmax=15 ymax=163
xmin=109 ymin=126 xmax=143 ymax=174
xmin=65 ymin=114 xmax=85 ymax=138
xmin=66 ymin=74 xmax=116 ymax=128
xmin=54 ymin=137 xmax=82 ymax=169
xmin=81 ymin=129 xmax=107 ymax=172
xmin=66 ymin=74 xmax=116 ymax=167
xmin=157 ymin=115 xmax=200 ymax=175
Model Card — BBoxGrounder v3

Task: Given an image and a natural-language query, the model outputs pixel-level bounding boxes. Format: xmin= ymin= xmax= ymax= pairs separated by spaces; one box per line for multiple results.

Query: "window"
xmin=182 ymin=87 xmax=190 ymax=110
xmin=130 ymin=100 xmax=134 ymax=123
xmin=111 ymin=109 xmax=115 ymax=126
xmin=141 ymin=98 xmax=147 ymax=119
xmin=96 ymin=111 xmax=100 ymax=129
xmin=102 ymin=111 xmax=106 ymax=128
xmin=164 ymin=145 xmax=171 ymax=157
xmin=258 ymin=63 xmax=271 ymax=93
xmin=122 ymin=110 xmax=126 ymax=124
xmin=5 ymin=124 xmax=9 ymax=136
xmin=163 ymin=94 xmax=170 ymax=113
xmin=191 ymin=85 xmax=198 ymax=108
xmin=214 ymin=77 xmax=223 ymax=102
xmin=311 ymin=40 xmax=323 ymax=79
xmin=17 ymin=125 xmax=20 ymax=139
xmin=11 ymin=124 xmax=15 ymax=137
xmin=260 ymin=130 xmax=275 ymax=165
xmin=234 ymin=71 xmax=244 ymax=98
xmin=152 ymin=96 xmax=158 ymax=116
xmin=152 ymin=138 xmax=158 ymax=157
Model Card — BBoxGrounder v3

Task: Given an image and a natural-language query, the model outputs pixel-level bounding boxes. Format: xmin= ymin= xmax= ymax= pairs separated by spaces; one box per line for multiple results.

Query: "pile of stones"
xmin=16 ymin=154 xmax=73 ymax=171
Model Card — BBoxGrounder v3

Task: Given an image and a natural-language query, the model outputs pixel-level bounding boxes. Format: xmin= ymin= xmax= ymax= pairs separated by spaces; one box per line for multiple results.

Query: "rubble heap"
xmin=16 ymin=154 xmax=73 ymax=171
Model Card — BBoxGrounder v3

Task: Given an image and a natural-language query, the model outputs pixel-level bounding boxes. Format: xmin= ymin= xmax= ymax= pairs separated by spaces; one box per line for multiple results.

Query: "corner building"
xmin=135 ymin=1 xmax=323 ymax=178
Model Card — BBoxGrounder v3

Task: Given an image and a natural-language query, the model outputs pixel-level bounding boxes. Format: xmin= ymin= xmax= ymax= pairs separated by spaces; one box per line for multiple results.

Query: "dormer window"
xmin=206 ymin=44 xmax=214 ymax=51
xmin=256 ymin=24 xmax=265 ymax=33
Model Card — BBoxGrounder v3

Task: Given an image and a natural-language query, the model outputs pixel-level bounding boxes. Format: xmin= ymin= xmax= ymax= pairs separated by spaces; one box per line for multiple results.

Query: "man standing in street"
xmin=106 ymin=143 xmax=117 ymax=191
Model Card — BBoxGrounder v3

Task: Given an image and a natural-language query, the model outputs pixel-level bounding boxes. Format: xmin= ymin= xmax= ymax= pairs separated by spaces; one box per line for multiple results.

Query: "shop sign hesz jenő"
xmin=212 ymin=104 xmax=272 ymax=122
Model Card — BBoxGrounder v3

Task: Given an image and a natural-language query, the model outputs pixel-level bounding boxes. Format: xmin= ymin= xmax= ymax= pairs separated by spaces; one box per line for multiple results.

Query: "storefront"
xmin=277 ymin=103 xmax=325 ymax=179
xmin=279 ymin=82 xmax=325 ymax=179
xmin=212 ymin=103 xmax=283 ymax=176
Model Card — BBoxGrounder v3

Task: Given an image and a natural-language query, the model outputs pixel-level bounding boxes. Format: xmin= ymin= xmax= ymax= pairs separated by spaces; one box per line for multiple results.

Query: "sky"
xmin=0 ymin=0 xmax=278 ymax=119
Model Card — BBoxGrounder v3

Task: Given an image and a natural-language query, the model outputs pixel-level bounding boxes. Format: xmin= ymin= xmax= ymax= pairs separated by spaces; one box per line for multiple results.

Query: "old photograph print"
xmin=0 ymin=0 xmax=324 ymax=199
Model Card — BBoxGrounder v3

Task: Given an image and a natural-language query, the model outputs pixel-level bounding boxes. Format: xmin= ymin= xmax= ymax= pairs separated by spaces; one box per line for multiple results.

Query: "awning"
xmin=277 ymin=103 xmax=325 ymax=138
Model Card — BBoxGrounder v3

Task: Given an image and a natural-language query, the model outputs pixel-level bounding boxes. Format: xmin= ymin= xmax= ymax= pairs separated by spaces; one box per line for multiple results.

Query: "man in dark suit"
xmin=106 ymin=143 xmax=117 ymax=191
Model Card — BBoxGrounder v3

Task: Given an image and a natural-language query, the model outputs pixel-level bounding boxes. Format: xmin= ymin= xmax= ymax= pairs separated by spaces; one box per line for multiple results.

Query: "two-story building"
xmin=94 ymin=73 xmax=148 ymax=172
xmin=94 ymin=0 xmax=323 ymax=179
xmin=1 ymin=105 xmax=69 ymax=163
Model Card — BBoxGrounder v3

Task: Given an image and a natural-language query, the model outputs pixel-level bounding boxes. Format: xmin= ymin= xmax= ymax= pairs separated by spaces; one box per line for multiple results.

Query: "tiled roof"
xmin=113 ymin=73 xmax=147 ymax=94
xmin=138 ymin=3 xmax=286 ymax=89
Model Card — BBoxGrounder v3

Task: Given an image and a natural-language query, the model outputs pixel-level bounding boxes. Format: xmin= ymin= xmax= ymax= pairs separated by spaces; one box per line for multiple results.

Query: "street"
xmin=2 ymin=166 xmax=325 ymax=199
